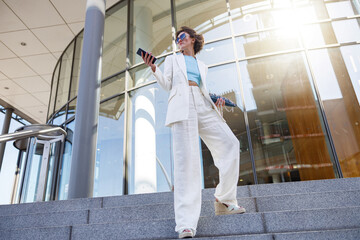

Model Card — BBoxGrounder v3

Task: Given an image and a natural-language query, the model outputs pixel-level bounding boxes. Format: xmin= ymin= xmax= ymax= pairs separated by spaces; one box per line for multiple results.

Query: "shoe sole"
xmin=179 ymin=232 xmax=194 ymax=238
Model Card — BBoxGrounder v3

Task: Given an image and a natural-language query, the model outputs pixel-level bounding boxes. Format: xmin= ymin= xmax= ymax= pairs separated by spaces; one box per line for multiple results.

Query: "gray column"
xmin=0 ymin=108 xmax=13 ymax=171
xmin=68 ymin=0 xmax=105 ymax=199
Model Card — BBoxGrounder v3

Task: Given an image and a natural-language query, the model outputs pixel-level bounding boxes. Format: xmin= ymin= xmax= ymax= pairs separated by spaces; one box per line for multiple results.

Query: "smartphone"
xmin=137 ymin=48 xmax=157 ymax=64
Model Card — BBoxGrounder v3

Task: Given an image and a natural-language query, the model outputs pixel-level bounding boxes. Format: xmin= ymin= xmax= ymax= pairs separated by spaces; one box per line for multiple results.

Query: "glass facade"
xmin=47 ymin=0 xmax=360 ymax=199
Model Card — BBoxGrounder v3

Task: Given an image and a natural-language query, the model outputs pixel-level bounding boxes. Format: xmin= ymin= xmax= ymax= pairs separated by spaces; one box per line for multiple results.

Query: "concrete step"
xmin=1 ymin=206 xmax=359 ymax=238
xmin=67 ymin=206 xmax=360 ymax=239
xmin=2 ymin=226 xmax=359 ymax=240
xmin=1 ymin=188 xmax=359 ymax=223
xmin=1 ymin=177 xmax=359 ymax=217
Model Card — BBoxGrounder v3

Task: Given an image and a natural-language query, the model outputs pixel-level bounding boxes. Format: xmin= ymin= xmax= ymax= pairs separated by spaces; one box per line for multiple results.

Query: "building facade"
xmin=43 ymin=0 xmax=360 ymax=201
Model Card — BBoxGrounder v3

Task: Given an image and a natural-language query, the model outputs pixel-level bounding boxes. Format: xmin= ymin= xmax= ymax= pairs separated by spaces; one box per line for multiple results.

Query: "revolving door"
xmin=10 ymin=125 xmax=66 ymax=204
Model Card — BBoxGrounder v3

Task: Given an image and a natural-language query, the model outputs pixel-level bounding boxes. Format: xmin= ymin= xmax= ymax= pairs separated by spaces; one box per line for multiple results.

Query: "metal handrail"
xmin=0 ymin=127 xmax=67 ymax=143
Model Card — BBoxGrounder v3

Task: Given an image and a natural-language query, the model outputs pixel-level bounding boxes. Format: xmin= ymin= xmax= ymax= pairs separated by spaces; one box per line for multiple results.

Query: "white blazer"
xmin=151 ymin=52 xmax=226 ymax=127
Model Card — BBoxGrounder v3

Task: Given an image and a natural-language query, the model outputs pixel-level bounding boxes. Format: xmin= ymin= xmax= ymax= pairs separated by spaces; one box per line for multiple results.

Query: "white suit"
xmin=152 ymin=52 xmax=240 ymax=236
xmin=152 ymin=52 xmax=225 ymax=127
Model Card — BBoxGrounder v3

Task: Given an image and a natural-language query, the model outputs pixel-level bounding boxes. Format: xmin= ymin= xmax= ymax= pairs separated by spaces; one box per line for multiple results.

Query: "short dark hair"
xmin=176 ymin=26 xmax=204 ymax=55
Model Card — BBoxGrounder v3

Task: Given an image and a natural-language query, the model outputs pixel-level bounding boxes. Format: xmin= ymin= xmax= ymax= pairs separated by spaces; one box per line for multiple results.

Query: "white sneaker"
xmin=178 ymin=228 xmax=194 ymax=238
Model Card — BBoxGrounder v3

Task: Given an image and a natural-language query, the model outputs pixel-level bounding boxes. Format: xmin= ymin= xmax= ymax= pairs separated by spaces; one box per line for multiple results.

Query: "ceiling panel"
xmin=12 ymin=76 xmax=50 ymax=93
xmin=21 ymin=53 xmax=57 ymax=75
xmin=40 ymin=74 xmax=53 ymax=85
xmin=0 ymin=41 xmax=16 ymax=59
xmin=0 ymin=0 xmax=122 ymax=123
xmin=0 ymin=30 xmax=49 ymax=57
xmin=5 ymin=92 xmax=43 ymax=108
xmin=4 ymin=0 xmax=64 ymax=28
xmin=0 ymin=79 xmax=27 ymax=96
xmin=68 ymin=22 xmax=85 ymax=35
xmin=0 ymin=58 xmax=36 ymax=78
xmin=32 ymin=25 xmax=74 ymax=52
xmin=50 ymin=0 xmax=87 ymax=23
xmin=0 ymin=1 xmax=27 ymax=33
xmin=32 ymin=91 xmax=50 ymax=105
xmin=0 ymin=72 xmax=8 ymax=80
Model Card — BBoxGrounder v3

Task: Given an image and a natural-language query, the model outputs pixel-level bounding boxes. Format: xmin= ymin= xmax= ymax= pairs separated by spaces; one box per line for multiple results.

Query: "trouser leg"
xmin=172 ymin=87 xmax=202 ymax=235
xmin=194 ymin=87 xmax=240 ymax=206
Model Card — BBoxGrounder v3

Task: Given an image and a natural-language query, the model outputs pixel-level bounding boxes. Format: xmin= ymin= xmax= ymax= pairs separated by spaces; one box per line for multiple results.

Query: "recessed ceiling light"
xmin=20 ymin=42 xmax=27 ymax=46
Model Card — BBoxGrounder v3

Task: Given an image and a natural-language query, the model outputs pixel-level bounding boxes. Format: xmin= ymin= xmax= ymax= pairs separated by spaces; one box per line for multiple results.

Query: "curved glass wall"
xmin=47 ymin=0 xmax=360 ymax=199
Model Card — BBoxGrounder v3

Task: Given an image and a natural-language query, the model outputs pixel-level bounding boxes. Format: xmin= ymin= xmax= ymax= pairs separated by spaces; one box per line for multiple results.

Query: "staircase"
xmin=0 ymin=177 xmax=359 ymax=240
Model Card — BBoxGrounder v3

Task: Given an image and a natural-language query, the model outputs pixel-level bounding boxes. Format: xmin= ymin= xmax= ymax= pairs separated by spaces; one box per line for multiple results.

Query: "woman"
xmin=141 ymin=26 xmax=246 ymax=239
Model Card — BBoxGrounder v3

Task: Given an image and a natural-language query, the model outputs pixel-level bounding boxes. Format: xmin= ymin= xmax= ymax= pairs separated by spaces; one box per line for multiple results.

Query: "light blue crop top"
xmin=184 ymin=55 xmax=201 ymax=86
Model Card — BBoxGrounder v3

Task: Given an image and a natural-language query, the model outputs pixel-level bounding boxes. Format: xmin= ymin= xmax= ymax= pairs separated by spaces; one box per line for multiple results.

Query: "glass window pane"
xmin=236 ymin=29 xmax=301 ymax=58
xmin=197 ymin=39 xmax=235 ymax=66
xmin=332 ymin=19 xmax=360 ymax=44
xmin=69 ymin=31 xmax=83 ymax=100
xmin=58 ymin=120 xmax=75 ymax=200
xmin=128 ymin=56 xmax=165 ymax=89
xmin=94 ymin=95 xmax=125 ymax=197
xmin=101 ymin=72 xmax=125 ymax=101
xmin=239 ymin=52 xmax=338 ymax=184
xmin=67 ymin=97 xmax=76 ymax=120
xmin=48 ymin=62 xmax=60 ymax=121
xmin=229 ymin=0 xmax=322 ymax=34
xmin=175 ymin=0 xmax=231 ymax=42
xmin=326 ymin=1 xmax=357 ymax=18
xmin=102 ymin=1 xmax=127 ymax=79
xmin=55 ymin=42 xmax=74 ymax=111
xmin=203 ymin=63 xmax=254 ymax=187
xmin=129 ymin=0 xmax=172 ymax=66
xmin=308 ymin=46 xmax=360 ymax=178
xmin=52 ymin=106 xmax=66 ymax=126
xmin=301 ymin=22 xmax=337 ymax=48
xmin=127 ymin=83 xmax=173 ymax=194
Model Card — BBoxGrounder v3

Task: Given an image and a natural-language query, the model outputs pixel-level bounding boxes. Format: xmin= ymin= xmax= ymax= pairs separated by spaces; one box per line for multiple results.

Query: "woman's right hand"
xmin=141 ymin=51 xmax=156 ymax=73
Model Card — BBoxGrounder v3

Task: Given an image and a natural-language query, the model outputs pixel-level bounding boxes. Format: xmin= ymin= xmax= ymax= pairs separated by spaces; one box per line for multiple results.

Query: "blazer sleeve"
xmin=151 ymin=55 xmax=172 ymax=92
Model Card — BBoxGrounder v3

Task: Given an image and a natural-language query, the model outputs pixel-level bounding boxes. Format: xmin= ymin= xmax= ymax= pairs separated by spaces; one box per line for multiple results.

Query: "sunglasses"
xmin=176 ymin=32 xmax=186 ymax=44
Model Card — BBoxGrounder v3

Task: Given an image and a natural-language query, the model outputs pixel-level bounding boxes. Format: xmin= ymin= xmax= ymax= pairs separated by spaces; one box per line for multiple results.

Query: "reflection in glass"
xmin=326 ymin=0 xmax=357 ymax=18
xmin=229 ymin=0 xmax=320 ymax=34
xmin=332 ymin=19 xmax=360 ymax=44
xmin=301 ymin=23 xmax=337 ymax=48
xmin=48 ymin=62 xmax=60 ymax=120
xmin=128 ymin=57 xmax=165 ymax=89
xmin=101 ymin=72 xmax=125 ymax=101
xmin=236 ymin=29 xmax=301 ymax=59
xmin=69 ymin=32 xmax=83 ymax=100
xmin=67 ymin=97 xmax=76 ymax=120
xmin=127 ymin=83 xmax=173 ymax=194
xmin=203 ymin=63 xmax=253 ymax=187
xmin=308 ymin=46 xmax=360 ymax=178
xmin=197 ymin=39 xmax=235 ymax=66
xmin=94 ymin=95 xmax=125 ymax=197
xmin=52 ymin=106 xmax=66 ymax=126
xmin=239 ymin=52 xmax=337 ymax=183
xmin=102 ymin=1 xmax=127 ymax=79
xmin=21 ymin=142 xmax=43 ymax=203
xmin=58 ymin=120 xmax=74 ymax=200
xmin=129 ymin=0 xmax=172 ymax=66
xmin=175 ymin=0 xmax=231 ymax=42
xmin=55 ymin=42 xmax=74 ymax=111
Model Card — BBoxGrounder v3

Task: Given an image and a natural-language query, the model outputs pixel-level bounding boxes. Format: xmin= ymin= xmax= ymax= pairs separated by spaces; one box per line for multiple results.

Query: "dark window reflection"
xmin=239 ymin=52 xmax=338 ymax=183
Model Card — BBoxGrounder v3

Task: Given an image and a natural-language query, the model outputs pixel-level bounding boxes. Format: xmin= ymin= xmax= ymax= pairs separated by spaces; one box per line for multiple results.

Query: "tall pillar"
xmin=68 ymin=0 xmax=105 ymax=199
xmin=0 ymin=108 xmax=13 ymax=171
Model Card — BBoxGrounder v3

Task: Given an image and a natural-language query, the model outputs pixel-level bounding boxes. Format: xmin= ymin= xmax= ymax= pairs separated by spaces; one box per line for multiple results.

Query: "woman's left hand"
xmin=215 ymin=97 xmax=225 ymax=107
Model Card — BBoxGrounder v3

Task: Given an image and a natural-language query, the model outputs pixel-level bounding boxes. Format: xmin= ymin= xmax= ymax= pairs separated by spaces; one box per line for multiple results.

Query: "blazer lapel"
xmin=174 ymin=53 xmax=188 ymax=82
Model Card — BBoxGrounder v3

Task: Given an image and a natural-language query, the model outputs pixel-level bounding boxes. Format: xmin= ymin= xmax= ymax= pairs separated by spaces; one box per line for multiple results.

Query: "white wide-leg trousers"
xmin=171 ymin=86 xmax=240 ymax=235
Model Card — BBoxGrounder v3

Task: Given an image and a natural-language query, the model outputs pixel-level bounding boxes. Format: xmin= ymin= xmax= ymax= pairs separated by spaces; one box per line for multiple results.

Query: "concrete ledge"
xmin=0 ymin=226 xmax=71 ymax=240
